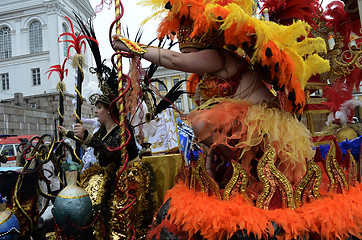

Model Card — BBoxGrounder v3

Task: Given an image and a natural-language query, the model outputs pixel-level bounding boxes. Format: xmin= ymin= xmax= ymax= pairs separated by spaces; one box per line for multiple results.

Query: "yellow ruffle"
xmin=188 ymin=98 xmax=314 ymax=184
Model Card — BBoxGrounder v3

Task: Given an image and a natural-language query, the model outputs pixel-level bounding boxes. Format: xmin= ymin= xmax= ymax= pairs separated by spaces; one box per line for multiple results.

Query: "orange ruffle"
xmin=164 ymin=183 xmax=362 ymax=240
xmin=187 ymin=99 xmax=314 ymax=184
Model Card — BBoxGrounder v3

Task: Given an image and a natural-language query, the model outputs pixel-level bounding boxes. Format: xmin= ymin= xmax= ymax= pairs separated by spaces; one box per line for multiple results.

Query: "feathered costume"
xmin=143 ymin=0 xmax=330 ymax=113
xmin=134 ymin=0 xmax=361 ymax=239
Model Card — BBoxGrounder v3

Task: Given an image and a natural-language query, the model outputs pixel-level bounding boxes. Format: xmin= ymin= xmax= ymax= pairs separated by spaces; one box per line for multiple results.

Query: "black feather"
xmin=151 ymin=78 xmax=168 ymax=92
xmin=165 ymin=1 xmax=172 ymax=10
xmin=148 ymin=38 xmax=158 ymax=46
xmin=265 ymin=47 xmax=273 ymax=57
xmin=74 ymin=13 xmax=102 ymax=74
xmin=74 ymin=13 xmax=118 ymax=99
xmin=135 ymin=28 xmax=144 ymax=44
xmin=155 ymin=80 xmax=188 ymax=115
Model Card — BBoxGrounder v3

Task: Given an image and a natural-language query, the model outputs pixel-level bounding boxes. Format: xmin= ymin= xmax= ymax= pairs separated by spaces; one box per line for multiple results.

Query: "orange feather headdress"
xmin=140 ymin=0 xmax=330 ymax=113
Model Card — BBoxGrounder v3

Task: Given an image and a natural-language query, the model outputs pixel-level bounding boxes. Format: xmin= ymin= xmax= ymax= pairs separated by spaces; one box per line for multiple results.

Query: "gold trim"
xmin=256 ymin=146 xmax=295 ymax=210
xmin=305 ymin=82 xmax=330 ymax=88
xmin=83 ymin=132 xmax=93 ymax=145
xmin=223 ymin=160 xmax=251 ymax=203
xmin=102 ymin=124 xmax=118 ymax=141
xmin=347 ymin=150 xmax=358 ymax=186
xmin=325 ymin=141 xmax=348 ymax=193
xmin=193 ymin=145 xmax=221 ymax=199
xmin=305 ymin=98 xmax=328 ymax=104
xmin=312 ymin=132 xmax=334 ymax=137
xmin=306 ymin=112 xmax=314 ymax=133
xmin=294 ymin=160 xmax=322 ymax=207
xmin=313 ymin=141 xmax=332 ymax=146
xmin=57 ymin=193 xmax=89 ymax=199
xmin=303 ymin=110 xmax=330 ymax=114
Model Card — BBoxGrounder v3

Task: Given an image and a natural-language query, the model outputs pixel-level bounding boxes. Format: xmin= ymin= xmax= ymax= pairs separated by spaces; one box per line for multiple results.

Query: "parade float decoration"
xmin=9 ymin=134 xmax=58 ymax=238
xmin=72 ymin=10 xmax=155 ymax=238
xmin=53 ymin=161 xmax=93 ymax=239
xmin=295 ymin=0 xmax=362 ymax=145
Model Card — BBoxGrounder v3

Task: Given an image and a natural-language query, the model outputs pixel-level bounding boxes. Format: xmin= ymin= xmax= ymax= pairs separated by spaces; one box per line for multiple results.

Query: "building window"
xmin=158 ymin=79 xmax=167 ymax=92
xmin=62 ymin=24 xmax=69 ymax=56
xmin=0 ymin=27 xmax=12 ymax=59
xmin=1 ymin=73 xmax=9 ymax=90
xmin=1 ymin=144 xmax=15 ymax=157
xmin=32 ymin=68 xmax=41 ymax=86
xmin=172 ymin=77 xmax=180 ymax=86
xmin=29 ymin=21 xmax=43 ymax=54
xmin=175 ymin=98 xmax=182 ymax=110
xmin=30 ymin=103 xmax=37 ymax=109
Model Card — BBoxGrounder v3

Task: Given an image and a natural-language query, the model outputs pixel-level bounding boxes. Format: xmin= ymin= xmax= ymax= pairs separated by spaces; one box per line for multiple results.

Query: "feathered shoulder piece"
xmin=141 ymin=0 xmax=330 ymax=113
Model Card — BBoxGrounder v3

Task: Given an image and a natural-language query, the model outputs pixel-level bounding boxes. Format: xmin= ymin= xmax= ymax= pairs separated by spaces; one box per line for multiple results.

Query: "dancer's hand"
xmin=111 ymin=34 xmax=129 ymax=52
xmin=57 ymin=126 xmax=67 ymax=135
xmin=73 ymin=123 xmax=85 ymax=139
xmin=111 ymin=34 xmax=148 ymax=56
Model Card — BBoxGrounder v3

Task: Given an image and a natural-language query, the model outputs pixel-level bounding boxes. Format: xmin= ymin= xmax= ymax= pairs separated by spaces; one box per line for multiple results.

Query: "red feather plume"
xmin=260 ymin=0 xmax=320 ymax=27
xmin=45 ymin=59 xmax=68 ymax=81
xmin=322 ymin=79 xmax=355 ymax=124
xmin=321 ymin=1 xmax=361 ymax=92
xmin=58 ymin=16 xmax=98 ymax=59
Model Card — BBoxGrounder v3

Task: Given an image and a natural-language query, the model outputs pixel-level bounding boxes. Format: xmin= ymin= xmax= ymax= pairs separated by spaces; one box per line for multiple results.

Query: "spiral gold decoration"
xmin=113 ymin=1 xmax=134 ymax=239
xmin=311 ymin=20 xmax=362 ymax=84
xmin=114 ymin=0 xmax=126 ymax=159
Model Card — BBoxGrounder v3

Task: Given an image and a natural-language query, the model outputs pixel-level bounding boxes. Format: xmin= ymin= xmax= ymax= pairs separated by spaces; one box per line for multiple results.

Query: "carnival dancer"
xmin=57 ymin=88 xmax=153 ymax=239
xmin=56 ymin=16 xmax=155 ymax=239
xmin=111 ymin=1 xmax=326 ymax=185
xmin=112 ymin=0 xmax=362 ymax=239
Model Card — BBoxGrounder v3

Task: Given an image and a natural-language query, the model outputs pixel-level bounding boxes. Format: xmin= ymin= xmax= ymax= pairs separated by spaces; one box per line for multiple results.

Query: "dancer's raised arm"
xmin=112 ymin=35 xmax=225 ymax=74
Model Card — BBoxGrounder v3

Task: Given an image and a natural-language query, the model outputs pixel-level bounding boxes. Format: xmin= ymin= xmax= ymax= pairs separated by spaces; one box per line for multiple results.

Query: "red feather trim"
xmin=321 ymin=1 xmax=361 ymax=48
xmin=260 ymin=0 xmax=320 ymax=27
xmin=45 ymin=59 xmax=68 ymax=81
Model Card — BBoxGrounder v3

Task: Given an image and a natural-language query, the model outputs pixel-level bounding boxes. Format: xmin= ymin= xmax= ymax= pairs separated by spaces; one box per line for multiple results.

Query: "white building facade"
xmin=0 ymin=0 xmax=97 ymax=101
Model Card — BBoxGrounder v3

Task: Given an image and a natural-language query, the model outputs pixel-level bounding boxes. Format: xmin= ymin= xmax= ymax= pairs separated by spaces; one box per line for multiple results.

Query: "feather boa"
xmin=160 ymin=183 xmax=362 ymax=240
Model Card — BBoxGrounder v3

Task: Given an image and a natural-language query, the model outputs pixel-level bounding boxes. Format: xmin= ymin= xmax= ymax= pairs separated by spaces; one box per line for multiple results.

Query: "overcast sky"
xmin=88 ymin=0 xmax=160 ymax=72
